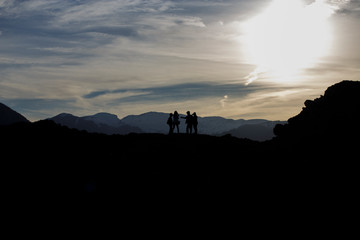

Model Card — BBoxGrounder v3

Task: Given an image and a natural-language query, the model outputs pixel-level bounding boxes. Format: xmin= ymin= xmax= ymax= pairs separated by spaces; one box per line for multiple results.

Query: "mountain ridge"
xmin=0 ymin=102 xmax=29 ymax=126
xmin=121 ymin=111 xmax=285 ymax=140
xmin=48 ymin=111 xmax=285 ymax=140
xmin=0 ymin=100 xmax=283 ymax=140
xmin=274 ymin=80 xmax=360 ymax=144
xmin=49 ymin=112 xmax=142 ymax=135
xmin=83 ymin=112 xmax=125 ymax=128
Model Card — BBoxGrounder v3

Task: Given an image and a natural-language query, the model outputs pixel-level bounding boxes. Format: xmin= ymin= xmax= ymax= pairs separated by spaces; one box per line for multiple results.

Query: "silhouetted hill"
xmin=0 ymin=102 xmax=29 ymax=125
xmin=83 ymin=112 xmax=125 ymax=127
xmin=122 ymin=111 xmax=169 ymax=133
xmin=274 ymin=80 xmax=360 ymax=147
xmin=1 ymin=119 xmax=261 ymax=200
xmin=220 ymin=123 xmax=275 ymax=141
xmin=50 ymin=112 xmax=142 ymax=135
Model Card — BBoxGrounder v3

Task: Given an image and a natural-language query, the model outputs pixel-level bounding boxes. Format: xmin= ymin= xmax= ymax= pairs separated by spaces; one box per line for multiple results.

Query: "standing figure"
xmin=173 ymin=111 xmax=180 ymax=134
xmin=167 ymin=113 xmax=173 ymax=134
xmin=182 ymin=111 xmax=193 ymax=134
xmin=192 ymin=112 xmax=198 ymax=134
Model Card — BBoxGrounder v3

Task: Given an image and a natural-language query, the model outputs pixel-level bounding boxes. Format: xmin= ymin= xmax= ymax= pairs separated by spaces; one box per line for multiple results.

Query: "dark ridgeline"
xmin=274 ymin=80 xmax=360 ymax=146
xmin=47 ymin=110 xmax=283 ymax=140
xmin=0 ymin=80 xmax=359 ymax=223
xmin=272 ymin=80 xmax=360 ymax=199
xmin=0 ymin=102 xmax=29 ymax=125
xmin=50 ymin=113 xmax=143 ymax=135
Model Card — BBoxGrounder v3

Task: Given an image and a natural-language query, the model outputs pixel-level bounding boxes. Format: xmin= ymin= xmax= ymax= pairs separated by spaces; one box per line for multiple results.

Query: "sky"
xmin=1 ymin=0 xmax=360 ymax=121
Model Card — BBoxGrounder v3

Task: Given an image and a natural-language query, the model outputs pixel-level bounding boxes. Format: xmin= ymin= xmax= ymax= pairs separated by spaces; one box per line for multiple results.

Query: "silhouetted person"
xmin=167 ymin=113 xmax=173 ymax=135
xmin=192 ymin=112 xmax=198 ymax=134
xmin=182 ymin=111 xmax=193 ymax=134
xmin=173 ymin=111 xmax=180 ymax=134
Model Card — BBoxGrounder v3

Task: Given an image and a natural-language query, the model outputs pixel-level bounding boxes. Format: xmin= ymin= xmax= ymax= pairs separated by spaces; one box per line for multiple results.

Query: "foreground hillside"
xmin=274 ymin=80 xmax=360 ymax=144
xmin=2 ymin=120 xmax=260 ymax=196
xmin=1 ymin=80 xmax=359 ymax=218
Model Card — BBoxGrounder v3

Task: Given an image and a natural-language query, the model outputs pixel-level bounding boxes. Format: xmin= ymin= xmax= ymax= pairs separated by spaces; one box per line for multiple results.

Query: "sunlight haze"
xmin=243 ymin=0 xmax=347 ymax=84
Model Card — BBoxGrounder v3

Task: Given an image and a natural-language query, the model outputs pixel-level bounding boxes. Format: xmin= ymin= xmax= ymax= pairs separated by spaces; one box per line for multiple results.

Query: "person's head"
xmin=174 ymin=111 xmax=178 ymax=115
xmin=186 ymin=111 xmax=190 ymax=115
xmin=192 ymin=112 xmax=197 ymax=116
xmin=169 ymin=113 xmax=173 ymax=117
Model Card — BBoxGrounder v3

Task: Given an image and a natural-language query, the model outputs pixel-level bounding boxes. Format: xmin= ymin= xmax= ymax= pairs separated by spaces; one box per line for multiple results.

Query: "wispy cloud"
xmin=220 ymin=95 xmax=228 ymax=108
xmin=83 ymin=89 xmax=151 ymax=101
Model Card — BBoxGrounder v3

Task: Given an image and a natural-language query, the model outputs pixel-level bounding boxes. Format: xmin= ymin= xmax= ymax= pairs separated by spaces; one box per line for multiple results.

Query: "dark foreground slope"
xmin=2 ymin=121 xmax=261 ymax=197
xmin=1 ymin=81 xmax=359 ymax=224
xmin=271 ymin=80 xmax=360 ymax=203
xmin=274 ymin=80 xmax=360 ymax=147
xmin=1 ymin=120 xmax=308 ymax=216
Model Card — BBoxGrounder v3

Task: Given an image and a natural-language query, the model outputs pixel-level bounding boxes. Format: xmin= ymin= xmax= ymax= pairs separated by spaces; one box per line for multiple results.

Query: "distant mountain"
xmin=122 ymin=111 xmax=285 ymax=140
xmin=47 ymin=111 xmax=284 ymax=139
xmin=0 ymin=102 xmax=29 ymax=125
xmin=122 ymin=112 xmax=170 ymax=134
xmin=49 ymin=113 xmax=142 ymax=135
xmin=220 ymin=122 xmax=284 ymax=141
xmin=47 ymin=110 xmax=285 ymax=140
xmin=83 ymin=112 xmax=125 ymax=128
xmin=199 ymin=116 xmax=245 ymax=134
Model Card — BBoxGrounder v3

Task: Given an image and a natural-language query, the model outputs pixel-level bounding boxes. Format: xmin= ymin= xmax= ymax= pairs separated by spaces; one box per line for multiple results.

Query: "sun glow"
xmin=243 ymin=0 xmax=341 ymax=84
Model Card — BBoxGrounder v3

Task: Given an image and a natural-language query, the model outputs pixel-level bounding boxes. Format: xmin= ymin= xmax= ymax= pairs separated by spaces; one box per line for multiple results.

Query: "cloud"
xmin=83 ymin=89 xmax=151 ymax=101
xmin=0 ymin=0 xmax=14 ymax=9
xmin=220 ymin=95 xmax=228 ymax=108
xmin=77 ymin=81 xmax=276 ymax=119
xmin=83 ymin=82 xmax=265 ymax=104
xmin=84 ymin=26 xmax=140 ymax=37
xmin=174 ymin=16 xmax=206 ymax=27
xmin=215 ymin=87 xmax=318 ymax=120
xmin=0 ymin=97 xmax=76 ymax=120
xmin=336 ymin=0 xmax=360 ymax=16
xmin=53 ymin=0 xmax=176 ymax=27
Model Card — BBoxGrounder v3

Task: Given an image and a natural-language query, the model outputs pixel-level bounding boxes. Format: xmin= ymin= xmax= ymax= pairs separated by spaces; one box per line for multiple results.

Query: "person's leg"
xmin=187 ymin=125 xmax=192 ymax=134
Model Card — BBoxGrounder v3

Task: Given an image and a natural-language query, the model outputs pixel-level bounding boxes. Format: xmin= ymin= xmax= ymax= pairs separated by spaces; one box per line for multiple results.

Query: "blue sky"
xmin=1 ymin=0 xmax=360 ymax=121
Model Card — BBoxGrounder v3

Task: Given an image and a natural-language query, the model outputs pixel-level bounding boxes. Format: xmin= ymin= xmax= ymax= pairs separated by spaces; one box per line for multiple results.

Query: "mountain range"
xmin=49 ymin=111 xmax=285 ymax=141
xmin=49 ymin=112 xmax=143 ymax=135
xmin=0 ymin=101 xmax=284 ymax=140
